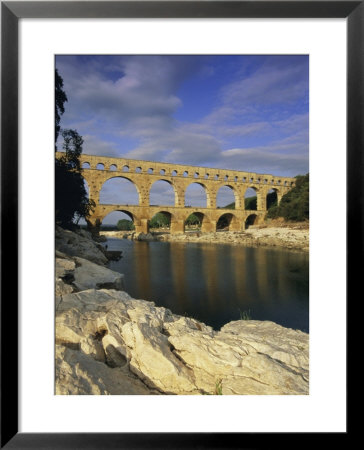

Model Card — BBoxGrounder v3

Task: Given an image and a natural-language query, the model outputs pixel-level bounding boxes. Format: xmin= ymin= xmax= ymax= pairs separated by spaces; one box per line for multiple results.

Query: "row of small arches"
xmin=82 ymin=161 xmax=293 ymax=186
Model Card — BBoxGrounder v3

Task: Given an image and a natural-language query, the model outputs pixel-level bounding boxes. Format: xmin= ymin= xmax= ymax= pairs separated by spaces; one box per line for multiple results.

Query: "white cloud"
xmin=57 ymin=55 xmax=309 ymax=184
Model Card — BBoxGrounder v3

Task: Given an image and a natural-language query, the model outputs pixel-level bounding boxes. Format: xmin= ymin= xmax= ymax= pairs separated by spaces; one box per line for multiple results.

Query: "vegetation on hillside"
xmin=245 ymin=196 xmax=257 ymax=210
xmin=55 ymin=69 xmax=95 ymax=229
xmin=267 ymin=174 xmax=309 ymax=221
xmin=225 ymin=191 xmax=277 ymax=211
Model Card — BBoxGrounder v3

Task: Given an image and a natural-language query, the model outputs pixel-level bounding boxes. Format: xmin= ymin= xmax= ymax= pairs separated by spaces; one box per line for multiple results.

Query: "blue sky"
xmin=56 ymin=55 xmax=309 ymax=223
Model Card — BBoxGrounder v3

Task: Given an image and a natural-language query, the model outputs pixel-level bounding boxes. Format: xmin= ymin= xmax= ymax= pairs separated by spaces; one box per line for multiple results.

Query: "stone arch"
xmin=109 ymin=164 xmax=117 ymax=171
xmin=100 ymin=210 xmax=136 ymax=231
xmin=149 ymin=179 xmax=177 ymax=206
xmin=185 ymin=182 xmax=209 ymax=208
xmin=216 ymin=212 xmax=240 ymax=232
xmin=82 ymin=162 xmax=90 ymax=169
xmin=216 ymin=185 xmax=238 ymax=209
xmin=244 ymin=186 xmax=258 ymax=211
xmin=149 ymin=210 xmax=172 ymax=231
xmin=184 ymin=211 xmax=211 ymax=232
xmin=96 ymin=163 xmax=104 ymax=170
xmin=99 ymin=176 xmax=140 ymax=205
xmin=245 ymin=213 xmax=258 ymax=229
xmin=267 ymin=188 xmax=279 ymax=209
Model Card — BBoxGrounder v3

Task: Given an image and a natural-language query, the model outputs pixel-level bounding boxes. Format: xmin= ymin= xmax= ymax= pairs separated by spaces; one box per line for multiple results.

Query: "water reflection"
xmin=106 ymin=239 xmax=309 ymax=332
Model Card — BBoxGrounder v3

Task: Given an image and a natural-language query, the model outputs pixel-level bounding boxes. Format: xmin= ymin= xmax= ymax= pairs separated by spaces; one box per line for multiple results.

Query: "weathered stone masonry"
xmin=56 ymin=152 xmax=295 ymax=234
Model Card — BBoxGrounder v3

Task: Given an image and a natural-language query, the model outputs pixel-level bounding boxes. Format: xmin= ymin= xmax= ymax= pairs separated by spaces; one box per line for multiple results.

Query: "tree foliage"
xmin=185 ymin=213 xmax=201 ymax=226
xmin=266 ymin=191 xmax=278 ymax=209
xmin=149 ymin=213 xmax=170 ymax=228
xmin=55 ymin=69 xmax=95 ymax=229
xmin=267 ymin=174 xmax=309 ymax=221
xmin=117 ymin=219 xmax=135 ymax=231
xmin=55 ymin=69 xmax=68 ymax=146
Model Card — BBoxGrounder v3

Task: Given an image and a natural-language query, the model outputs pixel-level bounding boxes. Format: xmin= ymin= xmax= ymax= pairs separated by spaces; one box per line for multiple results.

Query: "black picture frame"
xmin=1 ymin=1 xmax=356 ymax=448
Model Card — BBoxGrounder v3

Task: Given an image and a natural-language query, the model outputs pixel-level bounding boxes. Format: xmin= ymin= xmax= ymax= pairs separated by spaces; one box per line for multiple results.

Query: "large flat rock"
xmin=55 ymin=289 xmax=309 ymax=395
xmin=56 ymin=226 xmax=108 ymax=265
xmin=55 ymin=255 xmax=125 ymax=299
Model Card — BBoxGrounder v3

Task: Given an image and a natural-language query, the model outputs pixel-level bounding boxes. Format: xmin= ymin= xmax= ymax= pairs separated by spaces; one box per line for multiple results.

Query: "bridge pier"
xmin=229 ymin=221 xmax=242 ymax=232
xmin=170 ymin=220 xmax=185 ymax=234
xmin=135 ymin=218 xmax=149 ymax=234
xmin=201 ymin=220 xmax=216 ymax=233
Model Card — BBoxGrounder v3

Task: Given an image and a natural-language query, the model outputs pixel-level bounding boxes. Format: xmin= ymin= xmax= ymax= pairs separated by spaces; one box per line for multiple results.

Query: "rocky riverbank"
xmin=55 ymin=226 xmax=309 ymax=395
xmin=101 ymin=221 xmax=309 ymax=252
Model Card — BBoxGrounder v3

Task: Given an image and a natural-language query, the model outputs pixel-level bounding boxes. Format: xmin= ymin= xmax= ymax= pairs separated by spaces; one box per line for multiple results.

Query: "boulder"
xmin=72 ymin=257 xmax=125 ymax=291
xmin=55 ymin=289 xmax=309 ymax=395
xmin=55 ymin=344 xmax=156 ymax=395
xmin=55 ymin=255 xmax=125 ymax=293
xmin=55 ymin=226 xmax=108 ymax=265
xmin=55 ymin=257 xmax=76 ymax=298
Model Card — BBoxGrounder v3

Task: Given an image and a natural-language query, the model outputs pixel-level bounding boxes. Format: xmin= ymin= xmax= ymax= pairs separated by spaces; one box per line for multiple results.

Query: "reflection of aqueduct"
xmin=57 ymin=152 xmax=296 ymax=234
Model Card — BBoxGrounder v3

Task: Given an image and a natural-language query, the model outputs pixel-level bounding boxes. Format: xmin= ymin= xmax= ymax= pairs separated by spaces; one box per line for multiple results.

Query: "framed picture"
xmin=2 ymin=1 xmax=356 ymax=447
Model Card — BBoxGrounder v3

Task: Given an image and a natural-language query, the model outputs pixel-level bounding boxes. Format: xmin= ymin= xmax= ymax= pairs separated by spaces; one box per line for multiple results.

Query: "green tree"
xmin=149 ymin=213 xmax=170 ymax=228
xmin=266 ymin=191 xmax=278 ymax=209
xmin=55 ymin=69 xmax=95 ymax=229
xmin=267 ymin=174 xmax=309 ymax=221
xmin=117 ymin=219 xmax=135 ymax=231
xmin=185 ymin=213 xmax=201 ymax=227
xmin=55 ymin=68 xmax=68 ymax=147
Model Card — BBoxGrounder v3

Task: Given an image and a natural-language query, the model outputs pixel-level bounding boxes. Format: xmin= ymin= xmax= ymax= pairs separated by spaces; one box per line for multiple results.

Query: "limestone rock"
xmin=55 ymin=226 xmax=108 ymax=265
xmin=160 ymin=228 xmax=309 ymax=252
xmin=55 ymin=289 xmax=309 ymax=395
xmin=55 ymin=255 xmax=125 ymax=295
xmin=55 ymin=257 xmax=76 ymax=299
xmin=55 ymin=344 xmax=156 ymax=395
xmin=55 ymin=278 xmax=74 ymax=298
xmin=72 ymin=257 xmax=125 ymax=291
xmin=166 ymin=319 xmax=309 ymax=395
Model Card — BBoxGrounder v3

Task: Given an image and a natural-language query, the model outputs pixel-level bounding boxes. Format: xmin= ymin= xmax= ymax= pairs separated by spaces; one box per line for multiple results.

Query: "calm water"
xmin=104 ymin=238 xmax=309 ymax=332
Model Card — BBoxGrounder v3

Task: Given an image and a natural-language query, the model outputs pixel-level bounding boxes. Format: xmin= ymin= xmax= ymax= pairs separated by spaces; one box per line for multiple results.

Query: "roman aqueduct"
xmin=56 ymin=152 xmax=296 ymax=234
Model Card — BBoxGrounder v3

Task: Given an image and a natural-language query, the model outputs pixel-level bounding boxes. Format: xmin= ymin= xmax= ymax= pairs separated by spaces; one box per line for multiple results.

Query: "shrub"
xmin=267 ymin=174 xmax=309 ymax=222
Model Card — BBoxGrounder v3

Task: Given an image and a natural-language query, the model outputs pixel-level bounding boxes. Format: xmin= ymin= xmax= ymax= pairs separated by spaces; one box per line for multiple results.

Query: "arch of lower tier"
xmin=86 ymin=204 xmax=266 ymax=235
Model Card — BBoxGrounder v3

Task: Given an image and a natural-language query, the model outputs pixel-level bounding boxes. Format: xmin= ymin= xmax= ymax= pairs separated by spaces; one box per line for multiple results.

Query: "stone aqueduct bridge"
xmin=59 ymin=152 xmax=296 ymax=234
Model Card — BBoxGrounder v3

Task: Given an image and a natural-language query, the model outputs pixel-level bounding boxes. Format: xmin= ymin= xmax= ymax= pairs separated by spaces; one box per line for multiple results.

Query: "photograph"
xmin=55 ymin=54 xmax=309 ymax=396
xmin=1 ymin=0 xmax=355 ymax=444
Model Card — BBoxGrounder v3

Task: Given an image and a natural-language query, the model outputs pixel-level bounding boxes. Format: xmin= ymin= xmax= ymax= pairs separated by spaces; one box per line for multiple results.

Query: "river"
xmin=103 ymin=238 xmax=309 ymax=332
